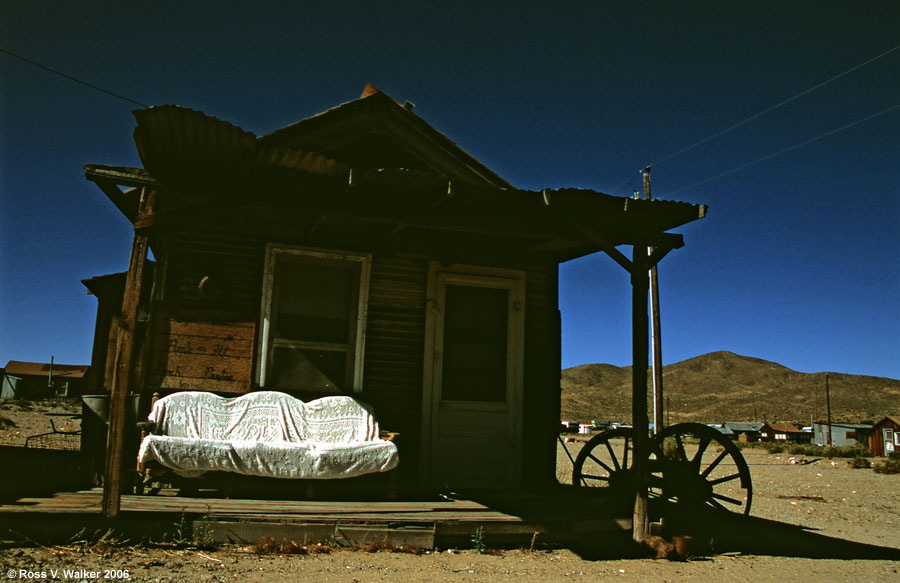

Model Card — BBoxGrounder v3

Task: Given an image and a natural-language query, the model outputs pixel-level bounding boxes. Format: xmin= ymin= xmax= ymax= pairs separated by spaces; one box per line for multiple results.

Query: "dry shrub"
xmin=253 ymin=536 xmax=333 ymax=555
xmin=0 ymin=415 xmax=16 ymax=429
xmin=351 ymin=539 xmax=423 ymax=555
xmin=873 ymin=459 xmax=900 ymax=474
xmin=848 ymin=456 xmax=872 ymax=469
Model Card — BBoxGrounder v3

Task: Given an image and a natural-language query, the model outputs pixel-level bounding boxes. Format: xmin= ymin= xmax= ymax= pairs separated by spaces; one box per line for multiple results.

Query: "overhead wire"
xmin=663 ymin=102 xmax=900 ymax=197
xmin=605 ymin=42 xmax=900 ymax=195
xmin=0 ymin=47 xmax=149 ymax=108
xmin=645 ymin=43 xmax=900 ymax=169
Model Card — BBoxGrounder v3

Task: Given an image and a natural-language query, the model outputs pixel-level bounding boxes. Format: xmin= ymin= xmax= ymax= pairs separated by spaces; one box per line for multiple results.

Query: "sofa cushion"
xmin=138 ymin=391 xmax=398 ymax=479
xmin=148 ymin=391 xmax=380 ymax=443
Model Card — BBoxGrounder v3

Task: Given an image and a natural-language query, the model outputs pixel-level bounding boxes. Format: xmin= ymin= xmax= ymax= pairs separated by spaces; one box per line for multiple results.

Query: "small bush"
xmin=888 ymin=452 xmax=900 ymax=461
xmin=756 ymin=442 xmax=871 ymax=459
xmin=873 ymin=459 xmax=900 ymax=475
xmin=660 ymin=437 xmax=681 ymax=461
xmin=848 ymin=456 xmax=872 ymax=469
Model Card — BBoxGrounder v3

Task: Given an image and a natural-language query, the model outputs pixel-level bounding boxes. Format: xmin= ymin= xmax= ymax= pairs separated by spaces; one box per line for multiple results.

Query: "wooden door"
xmin=422 ymin=265 xmax=524 ymax=490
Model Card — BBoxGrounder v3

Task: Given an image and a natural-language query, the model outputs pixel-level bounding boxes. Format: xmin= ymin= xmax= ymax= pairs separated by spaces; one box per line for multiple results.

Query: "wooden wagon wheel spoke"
xmin=708 ymin=497 xmax=730 ymax=512
xmin=711 ymin=492 xmax=745 ymax=506
xmin=708 ymin=472 xmax=743 ymax=486
xmin=692 ymin=435 xmax=712 ymax=467
xmin=674 ymin=434 xmax=689 ymax=462
xmin=572 ymin=428 xmax=661 ymax=514
xmin=581 ymin=473 xmax=611 ymax=483
xmin=654 ymin=423 xmax=753 ymax=516
xmin=587 ymin=453 xmax=615 ymax=475
xmin=604 ymin=440 xmax=621 ymax=471
xmin=700 ymin=449 xmax=729 ymax=478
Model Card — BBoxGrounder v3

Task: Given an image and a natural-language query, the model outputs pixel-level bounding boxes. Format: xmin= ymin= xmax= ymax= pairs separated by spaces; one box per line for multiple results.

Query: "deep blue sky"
xmin=1 ymin=1 xmax=898 ymax=379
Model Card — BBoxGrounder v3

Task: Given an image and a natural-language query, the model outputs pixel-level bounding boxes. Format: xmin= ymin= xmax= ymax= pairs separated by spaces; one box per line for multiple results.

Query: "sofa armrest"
xmin=380 ymin=430 xmax=400 ymax=442
xmin=137 ymin=421 xmax=157 ymax=434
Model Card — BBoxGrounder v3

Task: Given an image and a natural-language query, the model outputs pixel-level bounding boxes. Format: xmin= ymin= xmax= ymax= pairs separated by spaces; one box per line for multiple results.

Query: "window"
xmin=258 ymin=246 xmax=370 ymax=393
xmin=440 ymin=284 xmax=510 ymax=402
xmin=775 ymin=433 xmax=787 ymax=441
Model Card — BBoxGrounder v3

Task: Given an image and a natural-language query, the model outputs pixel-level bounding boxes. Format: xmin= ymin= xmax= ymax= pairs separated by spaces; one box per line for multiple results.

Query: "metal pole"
xmin=643 ymin=168 xmax=664 ymax=433
xmin=825 ymin=373 xmax=833 ymax=447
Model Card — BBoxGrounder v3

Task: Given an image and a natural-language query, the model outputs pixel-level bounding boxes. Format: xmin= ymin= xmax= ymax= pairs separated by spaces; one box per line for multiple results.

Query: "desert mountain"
xmin=561 ymin=351 xmax=900 ymax=425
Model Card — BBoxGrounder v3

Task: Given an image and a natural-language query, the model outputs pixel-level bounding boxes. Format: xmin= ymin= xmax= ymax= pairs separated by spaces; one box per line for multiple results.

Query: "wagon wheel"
xmin=571 ymin=428 xmax=664 ymax=511
xmin=654 ymin=423 xmax=753 ymax=515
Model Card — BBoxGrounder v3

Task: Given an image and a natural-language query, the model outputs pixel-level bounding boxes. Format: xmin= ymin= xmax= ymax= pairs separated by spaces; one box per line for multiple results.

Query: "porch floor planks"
xmin=0 ymin=488 xmax=632 ymax=547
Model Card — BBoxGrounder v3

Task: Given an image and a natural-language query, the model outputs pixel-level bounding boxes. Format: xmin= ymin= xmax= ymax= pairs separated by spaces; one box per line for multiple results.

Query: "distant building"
xmin=723 ymin=422 xmax=764 ymax=442
xmin=869 ymin=416 xmax=900 ymax=457
xmin=759 ymin=422 xmax=811 ymax=444
xmin=1 ymin=360 xmax=89 ymax=399
xmin=812 ymin=421 xmax=872 ymax=448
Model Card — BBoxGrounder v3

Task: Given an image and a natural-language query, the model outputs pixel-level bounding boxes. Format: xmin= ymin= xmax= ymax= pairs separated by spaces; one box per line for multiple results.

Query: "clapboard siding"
xmin=522 ymin=263 xmax=561 ymax=488
xmin=162 ymin=232 xmax=265 ymax=309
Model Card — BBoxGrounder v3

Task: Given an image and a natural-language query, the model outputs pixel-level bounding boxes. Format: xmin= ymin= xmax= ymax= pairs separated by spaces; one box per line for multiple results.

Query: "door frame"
xmin=419 ymin=261 xmax=525 ymax=488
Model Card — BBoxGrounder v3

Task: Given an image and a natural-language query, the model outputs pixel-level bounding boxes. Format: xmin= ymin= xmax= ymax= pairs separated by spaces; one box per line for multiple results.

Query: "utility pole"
xmin=825 ymin=373 xmax=833 ymax=447
xmin=643 ymin=167 xmax=664 ymax=434
xmin=631 ymin=237 xmax=651 ymax=542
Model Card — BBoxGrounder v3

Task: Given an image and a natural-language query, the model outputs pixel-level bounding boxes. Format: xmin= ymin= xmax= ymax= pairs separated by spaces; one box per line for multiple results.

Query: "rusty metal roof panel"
xmin=3 ymin=361 xmax=89 ymax=378
xmin=133 ymin=105 xmax=256 ymax=178
xmin=255 ymin=147 xmax=348 ymax=178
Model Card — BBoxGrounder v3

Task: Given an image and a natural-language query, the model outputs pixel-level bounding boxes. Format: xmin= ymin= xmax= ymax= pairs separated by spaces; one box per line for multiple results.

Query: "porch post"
xmin=102 ymin=187 xmax=153 ymax=517
xmin=631 ymin=240 xmax=651 ymax=542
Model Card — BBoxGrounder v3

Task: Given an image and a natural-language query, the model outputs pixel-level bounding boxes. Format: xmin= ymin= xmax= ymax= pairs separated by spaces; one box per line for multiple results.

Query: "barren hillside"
xmin=561 ymin=351 xmax=900 ymax=425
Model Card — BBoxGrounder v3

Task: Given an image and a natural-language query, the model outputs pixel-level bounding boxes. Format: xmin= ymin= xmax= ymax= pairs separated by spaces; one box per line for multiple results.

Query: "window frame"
xmin=256 ymin=245 xmax=371 ymax=393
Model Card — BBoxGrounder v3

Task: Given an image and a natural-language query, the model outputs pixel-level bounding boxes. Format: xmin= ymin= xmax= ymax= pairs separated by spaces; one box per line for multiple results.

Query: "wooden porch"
xmin=0 ymin=487 xmax=632 ymax=551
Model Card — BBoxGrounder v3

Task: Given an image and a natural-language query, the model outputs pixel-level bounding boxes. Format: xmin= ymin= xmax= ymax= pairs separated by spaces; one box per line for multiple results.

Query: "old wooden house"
xmin=759 ymin=422 xmax=811 ymax=444
xmin=1 ymin=360 xmax=89 ymax=399
xmin=869 ymin=416 xmax=900 ymax=457
xmin=812 ymin=421 xmax=872 ymax=448
xmin=84 ymin=85 xmax=706 ymax=513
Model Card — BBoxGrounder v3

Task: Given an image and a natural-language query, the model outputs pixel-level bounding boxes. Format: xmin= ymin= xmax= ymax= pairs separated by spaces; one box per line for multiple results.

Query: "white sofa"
xmin=137 ymin=391 xmax=399 ymax=480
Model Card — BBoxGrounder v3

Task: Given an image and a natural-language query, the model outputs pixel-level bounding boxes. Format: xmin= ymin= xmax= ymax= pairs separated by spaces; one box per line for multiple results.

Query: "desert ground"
xmin=1 ymin=402 xmax=898 ymax=582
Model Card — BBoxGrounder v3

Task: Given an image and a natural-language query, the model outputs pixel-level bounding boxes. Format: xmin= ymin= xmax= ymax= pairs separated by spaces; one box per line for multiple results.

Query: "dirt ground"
xmin=1 ymin=405 xmax=899 ymax=582
xmin=0 ymin=399 xmax=81 ymax=448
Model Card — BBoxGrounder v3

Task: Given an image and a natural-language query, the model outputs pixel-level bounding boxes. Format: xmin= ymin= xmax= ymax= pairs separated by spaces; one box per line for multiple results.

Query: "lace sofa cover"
xmin=137 ymin=391 xmax=399 ymax=479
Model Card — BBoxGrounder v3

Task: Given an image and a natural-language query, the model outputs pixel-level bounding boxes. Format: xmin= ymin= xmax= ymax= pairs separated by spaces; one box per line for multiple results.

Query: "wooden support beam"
xmin=631 ymin=241 xmax=651 ymax=543
xmin=102 ymin=188 xmax=154 ymax=518
xmin=570 ymin=222 xmax=633 ymax=273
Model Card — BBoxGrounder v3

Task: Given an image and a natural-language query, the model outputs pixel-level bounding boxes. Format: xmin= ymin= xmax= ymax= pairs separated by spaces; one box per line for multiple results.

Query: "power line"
xmin=646 ymin=43 xmax=900 ymax=168
xmin=0 ymin=47 xmax=149 ymax=108
xmin=663 ymin=102 xmax=900 ymax=196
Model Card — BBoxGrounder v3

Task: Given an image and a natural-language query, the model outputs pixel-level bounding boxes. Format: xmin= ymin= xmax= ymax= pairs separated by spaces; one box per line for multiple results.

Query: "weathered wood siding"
xmin=146 ymin=232 xmax=264 ymax=394
xmin=161 ymin=232 xmax=265 ymax=310
xmin=143 ymin=227 xmax=563 ymax=490
xmin=361 ymin=255 xmax=428 ymax=483
xmin=147 ymin=305 xmax=257 ymax=393
xmin=521 ymin=263 xmax=561 ymax=489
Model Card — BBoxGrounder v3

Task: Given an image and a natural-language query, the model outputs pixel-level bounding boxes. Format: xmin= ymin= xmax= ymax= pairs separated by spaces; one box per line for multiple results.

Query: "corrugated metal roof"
xmin=762 ymin=422 xmax=806 ymax=433
xmin=3 ymin=361 xmax=89 ymax=378
xmin=132 ymin=105 xmax=350 ymax=184
xmin=257 ymin=86 xmax=514 ymax=189
xmin=88 ymin=96 xmax=706 ymax=260
xmin=724 ymin=422 xmax=764 ymax=432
